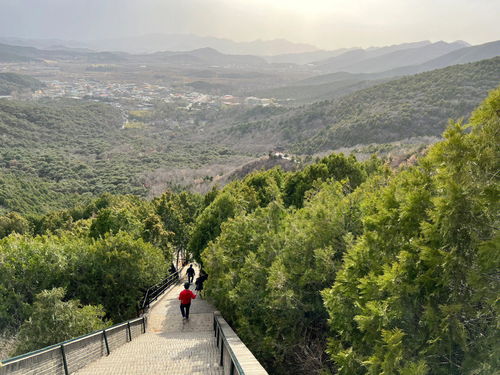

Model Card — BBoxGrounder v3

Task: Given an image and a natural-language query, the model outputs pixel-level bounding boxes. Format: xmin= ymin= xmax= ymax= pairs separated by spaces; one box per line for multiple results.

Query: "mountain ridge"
xmin=312 ymin=41 xmax=468 ymax=73
xmin=86 ymin=33 xmax=319 ymax=55
xmin=232 ymin=57 xmax=500 ymax=153
xmin=253 ymin=40 xmax=499 ymax=103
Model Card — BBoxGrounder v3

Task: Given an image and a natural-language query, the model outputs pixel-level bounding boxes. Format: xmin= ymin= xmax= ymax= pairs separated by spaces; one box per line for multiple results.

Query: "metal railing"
xmin=140 ymin=270 xmax=179 ymax=311
xmin=213 ymin=313 xmax=268 ymax=375
xmin=1 ymin=270 xmax=181 ymax=374
xmin=0 ymin=317 xmax=145 ymax=375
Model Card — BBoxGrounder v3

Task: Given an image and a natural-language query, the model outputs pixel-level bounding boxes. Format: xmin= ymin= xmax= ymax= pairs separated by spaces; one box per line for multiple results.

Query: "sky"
xmin=0 ymin=0 xmax=499 ymax=49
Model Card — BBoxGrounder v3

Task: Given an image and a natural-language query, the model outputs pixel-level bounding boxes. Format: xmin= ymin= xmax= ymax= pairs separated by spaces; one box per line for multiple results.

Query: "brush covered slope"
xmin=229 ymin=57 xmax=500 ymax=153
xmin=0 ymin=98 xmax=235 ymax=215
xmin=0 ymin=72 xmax=44 ymax=95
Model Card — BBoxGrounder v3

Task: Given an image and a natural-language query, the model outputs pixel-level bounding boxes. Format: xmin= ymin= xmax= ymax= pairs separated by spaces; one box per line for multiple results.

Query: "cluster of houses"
xmin=29 ymin=79 xmax=278 ymax=110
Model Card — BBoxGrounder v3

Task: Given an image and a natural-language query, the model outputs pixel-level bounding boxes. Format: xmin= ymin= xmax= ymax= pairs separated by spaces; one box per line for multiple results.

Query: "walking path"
xmin=76 ymin=268 xmax=222 ymax=375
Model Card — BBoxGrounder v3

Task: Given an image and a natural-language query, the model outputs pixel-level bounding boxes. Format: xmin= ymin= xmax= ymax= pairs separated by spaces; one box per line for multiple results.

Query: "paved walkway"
xmin=76 ymin=269 xmax=222 ymax=375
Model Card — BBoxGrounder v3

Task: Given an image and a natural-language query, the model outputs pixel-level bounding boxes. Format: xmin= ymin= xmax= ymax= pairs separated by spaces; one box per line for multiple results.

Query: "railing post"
xmin=127 ymin=321 xmax=132 ymax=341
xmin=142 ymin=316 xmax=146 ymax=334
xmin=103 ymin=329 xmax=110 ymax=356
xmin=60 ymin=344 xmax=69 ymax=375
xmin=230 ymin=361 xmax=235 ymax=375
xmin=220 ymin=338 xmax=224 ymax=366
xmin=216 ymin=324 xmax=220 ymax=347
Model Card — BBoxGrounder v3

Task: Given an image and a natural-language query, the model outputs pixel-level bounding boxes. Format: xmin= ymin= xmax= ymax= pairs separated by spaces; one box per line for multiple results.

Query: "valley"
xmin=0 ymin=38 xmax=499 ymax=215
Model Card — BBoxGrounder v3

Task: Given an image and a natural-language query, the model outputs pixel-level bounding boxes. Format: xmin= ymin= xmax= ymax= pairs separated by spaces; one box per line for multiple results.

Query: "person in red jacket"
xmin=178 ymin=282 xmax=197 ymax=320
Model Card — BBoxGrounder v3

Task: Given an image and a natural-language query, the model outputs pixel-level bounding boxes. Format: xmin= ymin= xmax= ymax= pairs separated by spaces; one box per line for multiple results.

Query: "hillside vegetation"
xmin=230 ymin=57 xmax=500 ymax=153
xmin=252 ymin=76 xmax=387 ymax=104
xmin=255 ymin=43 xmax=500 ymax=104
xmin=0 ymin=98 xmax=236 ymax=215
xmin=0 ymin=192 xmax=194 ymax=354
xmin=1 ymin=59 xmax=498 ymax=216
xmin=0 ymin=90 xmax=498 ymax=373
xmin=0 ymin=73 xmax=44 ymax=95
xmin=199 ymin=88 xmax=500 ymax=374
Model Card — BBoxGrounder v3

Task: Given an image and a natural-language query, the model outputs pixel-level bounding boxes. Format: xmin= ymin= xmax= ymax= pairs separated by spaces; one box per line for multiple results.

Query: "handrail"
xmin=0 ymin=316 xmax=146 ymax=367
xmin=1 ymin=316 xmax=145 ymax=366
xmin=140 ymin=270 xmax=179 ymax=311
xmin=1 ymin=271 xmax=179 ymax=374
xmin=213 ymin=313 xmax=268 ymax=375
xmin=214 ymin=317 xmax=245 ymax=375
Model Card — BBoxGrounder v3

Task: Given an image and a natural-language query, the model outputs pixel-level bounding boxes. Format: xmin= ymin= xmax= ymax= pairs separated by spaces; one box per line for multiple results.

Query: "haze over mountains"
xmin=1 ymin=36 xmax=498 ymax=73
xmin=311 ymin=40 xmax=469 ymax=73
xmin=88 ymin=34 xmax=320 ymax=55
xmin=1 ymin=35 xmax=498 ymax=110
xmin=0 ymin=34 xmax=319 ymax=56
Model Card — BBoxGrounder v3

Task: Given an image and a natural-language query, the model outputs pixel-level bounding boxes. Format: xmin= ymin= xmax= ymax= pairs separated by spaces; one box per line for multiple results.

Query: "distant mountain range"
xmin=311 ymin=41 xmax=470 ymax=73
xmin=0 ymin=43 xmax=128 ymax=63
xmin=96 ymin=34 xmax=319 ymax=55
xmin=1 ymin=37 xmax=498 ymax=103
xmin=376 ymin=40 xmax=500 ymax=77
xmin=253 ymin=41 xmax=500 ymax=103
xmin=0 ymin=34 xmax=319 ymax=56
xmin=0 ymin=43 xmax=267 ymax=68
xmin=265 ymin=41 xmax=435 ymax=65
xmin=0 ymin=37 xmax=89 ymax=50
xmin=2 ymin=39 xmax=497 ymax=72
xmin=303 ymin=40 xmax=500 ymax=82
xmin=147 ymin=47 xmax=267 ymax=67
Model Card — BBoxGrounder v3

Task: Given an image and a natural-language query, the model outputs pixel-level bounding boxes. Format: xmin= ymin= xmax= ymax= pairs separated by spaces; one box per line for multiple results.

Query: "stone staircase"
xmin=75 ymin=279 xmax=223 ymax=375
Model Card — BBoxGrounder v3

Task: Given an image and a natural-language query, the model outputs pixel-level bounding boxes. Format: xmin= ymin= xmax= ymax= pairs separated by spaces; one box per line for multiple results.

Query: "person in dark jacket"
xmin=194 ymin=271 xmax=208 ymax=298
xmin=178 ymin=282 xmax=197 ymax=320
xmin=186 ymin=264 xmax=195 ymax=283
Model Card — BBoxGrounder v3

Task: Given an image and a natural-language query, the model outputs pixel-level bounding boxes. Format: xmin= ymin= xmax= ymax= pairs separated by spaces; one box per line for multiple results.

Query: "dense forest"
xmin=0 ymin=191 xmax=202 ymax=356
xmin=1 ymin=88 xmax=498 ymax=373
xmin=200 ymin=88 xmax=500 ymax=374
xmin=0 ymin=98 xmax=237 ymax=215
xmin=0 ymin=72 xmax=44 ymax=96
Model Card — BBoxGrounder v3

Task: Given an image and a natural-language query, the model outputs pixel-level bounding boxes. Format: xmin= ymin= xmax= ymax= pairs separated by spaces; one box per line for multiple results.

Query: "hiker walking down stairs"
xmin=186 ymin=264 xmax=195 ymax=283
xmin=178 ymin=282 xmax=197 ymax=320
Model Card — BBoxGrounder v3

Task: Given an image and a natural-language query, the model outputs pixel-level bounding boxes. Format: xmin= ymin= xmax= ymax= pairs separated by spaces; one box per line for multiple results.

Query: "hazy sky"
xmin=1 ymin=0 xmax=499 ymax=49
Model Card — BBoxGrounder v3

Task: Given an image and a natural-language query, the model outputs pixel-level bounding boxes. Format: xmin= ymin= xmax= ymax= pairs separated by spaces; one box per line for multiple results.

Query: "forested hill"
xmin=229 ymin=57 xmax=500 ymax=153
xmin=0 ymin=72 xmax=43 ymax=95
xmin=0 ymin=99 xmax=234 ymax=215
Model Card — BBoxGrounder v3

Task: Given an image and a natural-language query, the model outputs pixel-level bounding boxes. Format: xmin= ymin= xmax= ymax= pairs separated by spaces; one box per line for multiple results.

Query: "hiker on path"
xmin=186 ymin=264 xmax=195 ymax=283
xmin=195 ymin=271 xmax=208 ymax=298
xmin=178 ymin=282 xmax=197 ymax=320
